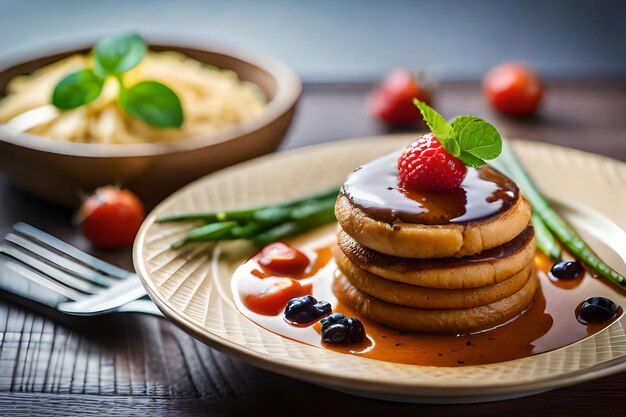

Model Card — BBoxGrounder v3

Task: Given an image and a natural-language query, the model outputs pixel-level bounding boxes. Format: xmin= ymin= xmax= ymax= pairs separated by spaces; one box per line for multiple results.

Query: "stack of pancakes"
xmin=333 ymin=168 xmax=537 ymax=335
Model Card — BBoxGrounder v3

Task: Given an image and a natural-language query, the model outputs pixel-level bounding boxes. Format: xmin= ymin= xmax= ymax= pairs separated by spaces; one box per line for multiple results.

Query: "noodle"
xmin=0 ymin=51 xmax=267 ymax=144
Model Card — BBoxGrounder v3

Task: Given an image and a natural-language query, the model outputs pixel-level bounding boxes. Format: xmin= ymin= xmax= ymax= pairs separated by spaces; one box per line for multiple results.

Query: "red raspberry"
xmin=397 ymin=133 xmax=468 ymax=192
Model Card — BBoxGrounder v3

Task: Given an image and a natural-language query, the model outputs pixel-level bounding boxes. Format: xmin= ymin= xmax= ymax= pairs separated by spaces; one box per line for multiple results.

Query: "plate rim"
xmin=134 ymin=135 xmax=626 ymax=400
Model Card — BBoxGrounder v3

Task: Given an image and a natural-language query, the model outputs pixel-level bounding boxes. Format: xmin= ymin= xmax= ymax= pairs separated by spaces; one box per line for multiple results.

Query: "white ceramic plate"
xmin=134 ymin=135 xmax=626 ymax=403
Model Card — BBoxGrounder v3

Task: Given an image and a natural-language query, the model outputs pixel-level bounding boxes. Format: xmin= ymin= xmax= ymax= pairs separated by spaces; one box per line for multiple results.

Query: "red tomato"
xmin=258 ymin=242 xmax=310 ymax=277
xmin=243 ymin=277 xmax=312 ymax=316
xmin=483 ymin=62 xmax=543 ymax=116
xmin=80 ymin=186 xmax=145 ymax=249
xmin=369 ymin=68 xmax=432 ymax=125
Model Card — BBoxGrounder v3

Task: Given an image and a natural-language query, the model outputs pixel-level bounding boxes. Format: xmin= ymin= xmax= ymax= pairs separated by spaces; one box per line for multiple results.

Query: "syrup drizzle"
xmin=341 ymin=153 xmax=518 ymax=225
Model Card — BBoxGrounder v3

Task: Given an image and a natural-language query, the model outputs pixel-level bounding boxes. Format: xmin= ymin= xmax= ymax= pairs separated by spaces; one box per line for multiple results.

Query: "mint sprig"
xmin=51 ymin=33 xmax=184 ymax=129
xmin=414 ymin=99 xmax=502 ymax=167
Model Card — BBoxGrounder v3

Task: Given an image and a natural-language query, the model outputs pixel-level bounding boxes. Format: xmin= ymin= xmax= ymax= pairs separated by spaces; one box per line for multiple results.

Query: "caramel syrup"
xmin=232 ymin=232 xmax=624 ymax=367
xmin=341 ymin=153 xmax=518 ymax=224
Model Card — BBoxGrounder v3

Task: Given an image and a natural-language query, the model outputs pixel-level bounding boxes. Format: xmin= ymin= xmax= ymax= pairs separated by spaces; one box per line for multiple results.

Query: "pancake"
xmin=333 ymin=268 xmax=538 ymax=334
xmin=336 ymin=226 xmax=536 ymax=289
xmin=335 ymin=247 xmax=533 ymax=309
xmin=335 ymin=193 xmax=531 ymax=259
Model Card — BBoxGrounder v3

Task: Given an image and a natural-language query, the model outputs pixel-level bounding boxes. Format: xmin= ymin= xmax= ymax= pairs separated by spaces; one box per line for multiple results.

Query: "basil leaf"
xmin=93 ymin=33 xmax=147 ymax=76
xmin=119 ymin=81 xmax=184 ymax=128
xmin=52 ymin=68 xmax=104 ymax=109
xmin=450 ymin=115 xmax=502 ymax=161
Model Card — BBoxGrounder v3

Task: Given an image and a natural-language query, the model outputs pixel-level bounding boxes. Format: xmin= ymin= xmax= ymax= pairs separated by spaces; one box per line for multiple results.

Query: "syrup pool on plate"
xmin=232 ymin=228 xmax=624 ymax=367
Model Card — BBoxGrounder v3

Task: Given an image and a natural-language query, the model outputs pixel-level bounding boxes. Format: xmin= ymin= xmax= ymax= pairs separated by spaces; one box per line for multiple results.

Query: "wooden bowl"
xmin=0 ymin=42 xmax=301 ymax=207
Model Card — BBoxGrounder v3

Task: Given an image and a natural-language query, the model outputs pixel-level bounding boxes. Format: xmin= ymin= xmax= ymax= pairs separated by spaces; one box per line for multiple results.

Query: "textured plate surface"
xmin=134 ymin=135 xmax=626 ymax=403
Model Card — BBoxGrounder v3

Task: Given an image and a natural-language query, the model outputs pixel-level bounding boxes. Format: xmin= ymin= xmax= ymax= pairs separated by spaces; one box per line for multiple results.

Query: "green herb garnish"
xmin=52 ymin=69 xmax=104 ymax=109
xmin=118 ymin=81 xmax=183 ymax=128
xmin=52 ymin=33 xmax=183 ymax=128
xmin=414 ymin=99 xmax=502 ymax=167
xmin=93 ymin=33 xmax=147 ymax=76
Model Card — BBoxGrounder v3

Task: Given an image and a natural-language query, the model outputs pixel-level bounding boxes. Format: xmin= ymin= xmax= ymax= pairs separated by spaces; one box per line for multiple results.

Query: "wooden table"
xmin=1 ymin=80 xmax=625 ymax=416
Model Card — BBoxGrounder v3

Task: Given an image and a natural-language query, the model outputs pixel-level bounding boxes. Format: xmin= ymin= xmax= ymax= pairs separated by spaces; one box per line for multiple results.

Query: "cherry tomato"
xmin=243 ymin=277 xmax=312 ymax=316
xmin=80 ymin=186 xmax=145 ymax=249
xmin=258 ymin=242 xmax=310 ymax=277
xmin=483 ymin=62 xmax=543 ymax=117
xmin=369 ymin=68 xmax=432 ymax=125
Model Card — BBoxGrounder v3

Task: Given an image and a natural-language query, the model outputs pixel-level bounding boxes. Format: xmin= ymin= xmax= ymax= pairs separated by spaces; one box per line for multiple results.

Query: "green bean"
xmin=158 ymin=209 xmax=257 ymax=224
xmin=289 ymin=197 xmax=336 ymax=220
xmin=252 ymin=206 xmax=292 ymax=224
xmin=531 ymin=212 xmax=561 ymax=261
xmin=230 ymin=222 xmax=272 ymax=239
xmin=252 ymin=204 xmax=337 ymax=247
xmin=157 ymin=186 xmax=340 ymax=224
xmin=499 ymin=144 xmax=626 ymax=289
xmin=171 ymin=221 xmax=238 ymax=249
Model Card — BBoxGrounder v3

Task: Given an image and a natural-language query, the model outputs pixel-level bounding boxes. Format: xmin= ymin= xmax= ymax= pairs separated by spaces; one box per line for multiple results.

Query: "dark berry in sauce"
xmin=578 ymin=297 xmax=619 ymax=324
xmin=322 ymin=323 xmax=348 ymax=343
xmin=550 ymin=261 xmax=584 ymax=280
xmin=321 ymin=313 xmax=366 ymax=344
xmin=284 ymin=295 xmax=331 ymax=324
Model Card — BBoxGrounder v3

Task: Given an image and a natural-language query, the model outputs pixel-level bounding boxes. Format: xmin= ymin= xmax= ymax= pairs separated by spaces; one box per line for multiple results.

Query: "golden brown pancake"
xmin=335 ymin=247 xmax=533 ymax=309
xmin=333 ymin=268 xmax=538 ymax=334
xmin=335 ymin=193 xmax=531 ymax=259
xmin=336 ymin=226 xmax=535 ymax=289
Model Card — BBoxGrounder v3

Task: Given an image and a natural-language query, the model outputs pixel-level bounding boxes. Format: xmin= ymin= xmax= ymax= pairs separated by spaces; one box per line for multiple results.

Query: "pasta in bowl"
xmin=0 ymin=51 xmax=267 ymax=144
xmin=0 ymin=40 xmax=301 ymax=206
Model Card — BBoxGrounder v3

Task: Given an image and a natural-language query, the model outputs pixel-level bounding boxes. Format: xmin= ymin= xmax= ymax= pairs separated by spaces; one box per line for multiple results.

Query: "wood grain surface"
xmin=1 ymin=80 xmax=626 ymax=416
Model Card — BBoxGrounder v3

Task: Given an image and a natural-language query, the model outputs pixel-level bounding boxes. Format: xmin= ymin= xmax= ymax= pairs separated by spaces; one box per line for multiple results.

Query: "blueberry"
xmin=321 ymin=313 xmax=346 ymax=326
xmin=322 ymin=324 xmax=348 ymax=343
xmin=550 ymin=261 xmax=584 ymax=280
xmin=321 ymin=313 xmax=365 ymax=344
xmin=284 ymin=296 xmax=331 ymax=324
xmin=312 ymin=301 xmax=332 ymax=319
xmin=344 ymin=317 xmax=365 ymax=343
xmin=578 ymin=297 xmax=619 ymax=324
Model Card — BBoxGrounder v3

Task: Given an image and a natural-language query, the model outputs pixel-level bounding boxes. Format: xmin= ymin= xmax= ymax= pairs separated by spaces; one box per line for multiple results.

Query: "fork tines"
xmin=0 ymin=223 xmax=132 ymax=299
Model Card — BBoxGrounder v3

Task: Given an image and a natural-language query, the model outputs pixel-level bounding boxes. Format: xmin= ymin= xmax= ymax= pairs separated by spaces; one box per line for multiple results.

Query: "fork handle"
xmin=118 ymin=299 xmax=164 ymax=316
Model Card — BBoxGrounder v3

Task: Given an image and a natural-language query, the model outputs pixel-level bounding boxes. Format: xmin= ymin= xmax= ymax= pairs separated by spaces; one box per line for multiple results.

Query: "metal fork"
xmin=0 ymin=222 xmax=162 ymax=317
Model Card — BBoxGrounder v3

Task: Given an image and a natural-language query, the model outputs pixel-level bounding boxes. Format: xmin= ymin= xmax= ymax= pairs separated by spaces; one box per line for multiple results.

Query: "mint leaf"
xmin=94 ymin=33 xmax=147 ymax=76
xmin=458 ymin=151 xmax=485 ymax=168
xmin=52 ymin=68 xmax=104 ymax=109
xmin=119 ymin=81 xmax=184 ymax=128
xmin=413 ymin=99 xmax=460 ymax=156
xmin=411 ymin=101 xmax=502 ymax=168
xmin=451 ymin=115 xmax=502 ymax=163
xmin=414 ymin=99 xmax=451 ymax=139
xmin=441 ymin=137 xmax=461 ymax=157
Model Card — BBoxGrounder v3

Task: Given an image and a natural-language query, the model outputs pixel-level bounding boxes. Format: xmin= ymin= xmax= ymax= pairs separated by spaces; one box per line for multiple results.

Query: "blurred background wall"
xmin=2 ymin=0 xmax=625 ymax=82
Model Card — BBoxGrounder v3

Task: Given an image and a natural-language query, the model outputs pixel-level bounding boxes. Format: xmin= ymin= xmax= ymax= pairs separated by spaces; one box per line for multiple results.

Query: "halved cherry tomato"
xmin=369 ymin=68 xmax=432 ymax=125
xmin=243 ymin=277 xmax=312 ymax=315
xmin=80 ymin=186 xmax=145 ymax=249
xmin=483 ymin=62 xmax=543 ymax=117
xmin=258 ymin=242 xmax=310 ymax=277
